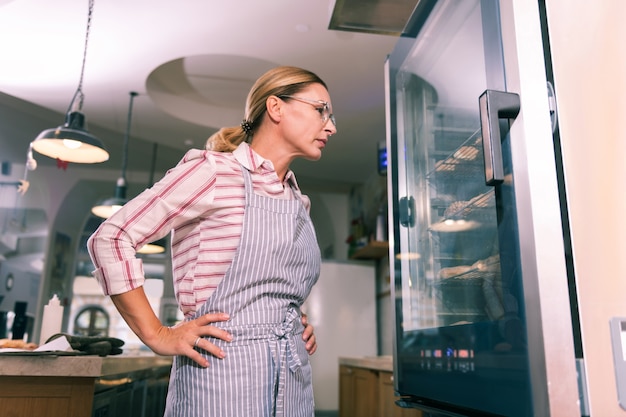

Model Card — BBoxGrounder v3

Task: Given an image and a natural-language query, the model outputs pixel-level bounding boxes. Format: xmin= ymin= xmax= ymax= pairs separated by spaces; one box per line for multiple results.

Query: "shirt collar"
xmin=233 ymin=142 xmax=300 ymax=191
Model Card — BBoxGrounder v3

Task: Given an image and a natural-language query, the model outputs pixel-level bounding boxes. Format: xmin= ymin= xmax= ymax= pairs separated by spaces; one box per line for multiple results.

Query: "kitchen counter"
xmin=0 ymin=353 xmax=172 ymax=378
xmin=0 ymin=354 xmax=104 ymax=377
xmin=339 ymin=355 xmax=393 ymax=372
xmin=0 ymin=354 xmax=172 ymax=417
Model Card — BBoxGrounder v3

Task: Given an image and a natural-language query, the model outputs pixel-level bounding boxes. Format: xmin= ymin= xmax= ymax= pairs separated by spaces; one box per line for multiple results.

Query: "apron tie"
xmin=271 ymin=307 xmax=303 ymax=373
xmin=270 ymin=307 xmax=303 ymax=417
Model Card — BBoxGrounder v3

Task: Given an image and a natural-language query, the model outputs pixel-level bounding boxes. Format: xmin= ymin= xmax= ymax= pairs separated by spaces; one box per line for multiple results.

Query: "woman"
xmin=87 ymin=65 xmax=337 ymax=416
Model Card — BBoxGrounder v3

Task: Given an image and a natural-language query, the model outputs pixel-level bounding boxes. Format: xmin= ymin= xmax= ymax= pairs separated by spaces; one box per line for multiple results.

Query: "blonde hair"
xmin=206 ymin=66 xmax=328 ymax=152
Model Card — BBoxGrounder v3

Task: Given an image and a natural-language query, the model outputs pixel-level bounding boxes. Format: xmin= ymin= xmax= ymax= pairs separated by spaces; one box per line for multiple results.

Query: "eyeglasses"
xmin=279 ymin=95 xmax=336 ymax=127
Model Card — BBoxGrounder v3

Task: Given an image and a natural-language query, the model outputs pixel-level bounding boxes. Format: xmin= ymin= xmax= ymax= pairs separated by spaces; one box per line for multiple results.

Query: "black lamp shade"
xmin=91 ymin=181 xmax=127 ymax=219
xmin=32 ymin=111 xmax=109 ymax=163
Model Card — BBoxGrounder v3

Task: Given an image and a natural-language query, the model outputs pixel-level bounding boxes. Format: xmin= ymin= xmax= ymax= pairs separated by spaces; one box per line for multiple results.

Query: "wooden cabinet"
xmin=340 ymin=365 xmax=422 ymax=417
xmin=0 ymin=356 xmax=101 ymax=417
xmin=0 ymin=375 xmax=96 ymax=417
xmin=340 ymin=365 xmax=378 ymax=417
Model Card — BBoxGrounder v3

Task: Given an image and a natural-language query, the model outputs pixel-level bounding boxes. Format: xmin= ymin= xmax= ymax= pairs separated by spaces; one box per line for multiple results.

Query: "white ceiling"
xmin=0 ymin=0 xmax=401 ymax=190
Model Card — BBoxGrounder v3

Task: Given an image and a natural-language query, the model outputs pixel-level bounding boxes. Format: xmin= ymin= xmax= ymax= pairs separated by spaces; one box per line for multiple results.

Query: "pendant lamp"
xmin=91 ymin=95 xmax=166 ymax=255
xmin=31 ymin=0 xmax=109 ymax=164
xmin=91 ymin=91 xmax=137 ymax=219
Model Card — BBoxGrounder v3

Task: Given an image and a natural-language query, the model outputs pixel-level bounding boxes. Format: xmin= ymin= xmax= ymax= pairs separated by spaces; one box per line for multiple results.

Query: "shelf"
xmin=350 ymin=241 xmax=389 ymax=260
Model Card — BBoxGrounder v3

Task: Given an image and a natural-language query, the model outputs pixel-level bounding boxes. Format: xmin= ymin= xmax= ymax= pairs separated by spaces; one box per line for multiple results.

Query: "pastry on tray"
xmin=438 ymin=254 xmax=500 ymax=279
xmin=0 ymin=338 xmax=38 ymax=350
xmin=438 ymin=264 xmax=473 ymax=279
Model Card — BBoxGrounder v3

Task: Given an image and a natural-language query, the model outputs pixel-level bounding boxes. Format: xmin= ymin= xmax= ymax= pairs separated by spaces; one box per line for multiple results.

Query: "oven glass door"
xmin=388 ymin=0 xmax=531 ymax=415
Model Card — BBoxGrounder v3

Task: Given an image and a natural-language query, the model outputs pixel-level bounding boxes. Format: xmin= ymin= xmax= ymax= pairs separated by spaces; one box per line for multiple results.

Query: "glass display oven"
xmin=385 ymin=0 xmax=580 ymax=416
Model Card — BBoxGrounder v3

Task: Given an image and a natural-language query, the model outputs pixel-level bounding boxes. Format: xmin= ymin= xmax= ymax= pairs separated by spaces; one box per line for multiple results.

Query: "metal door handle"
xmin=399 ymin=196 xmax=415 ymax=228
xmin=479 ymin=90 xmax=521 ymax=185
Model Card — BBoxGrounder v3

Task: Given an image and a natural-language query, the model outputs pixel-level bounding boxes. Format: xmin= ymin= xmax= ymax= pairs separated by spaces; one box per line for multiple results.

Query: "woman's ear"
xmin=265 ymin=95 xmax=282 ymax=123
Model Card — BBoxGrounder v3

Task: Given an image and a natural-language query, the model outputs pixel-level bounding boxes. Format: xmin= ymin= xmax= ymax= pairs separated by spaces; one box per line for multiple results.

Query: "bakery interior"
xmin=0 ymin=0 xmax=404 ymax=416
xmin=0 ymin=0 xmax=625 ymax=417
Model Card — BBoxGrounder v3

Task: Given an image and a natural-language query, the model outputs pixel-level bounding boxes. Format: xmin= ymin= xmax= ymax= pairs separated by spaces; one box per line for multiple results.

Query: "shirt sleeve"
xmin=87 ymin=149 xmax=218 ymax=296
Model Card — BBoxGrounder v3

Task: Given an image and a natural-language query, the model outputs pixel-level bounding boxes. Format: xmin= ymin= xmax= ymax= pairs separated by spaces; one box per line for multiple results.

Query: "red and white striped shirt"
xmin=87 ymin=142 xmax=310 ymax=317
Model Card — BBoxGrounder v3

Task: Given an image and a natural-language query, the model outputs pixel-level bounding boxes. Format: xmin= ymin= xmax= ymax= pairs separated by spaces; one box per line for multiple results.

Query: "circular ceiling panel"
xmin=146 ymin=54 xmax=278 ymax=129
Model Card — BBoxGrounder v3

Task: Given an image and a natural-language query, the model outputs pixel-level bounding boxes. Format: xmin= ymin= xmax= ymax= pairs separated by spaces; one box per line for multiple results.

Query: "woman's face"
xmin=278 ymin=83 xmax=337 ymax=161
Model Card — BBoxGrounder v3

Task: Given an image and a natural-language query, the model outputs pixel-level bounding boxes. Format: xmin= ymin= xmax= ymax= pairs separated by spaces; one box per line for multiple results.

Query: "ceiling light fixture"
xmin=31 ymin=0 xmax=109 ymax=164
xmin=90 ymin=94 xmax=165 ymax=255
xmin=91 ymin=91 xmax=137 ymax=219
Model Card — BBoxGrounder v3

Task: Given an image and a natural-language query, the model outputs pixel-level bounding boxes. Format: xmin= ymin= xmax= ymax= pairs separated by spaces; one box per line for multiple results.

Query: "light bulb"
xmin=62 ymin=139 xmax=82 ymax=149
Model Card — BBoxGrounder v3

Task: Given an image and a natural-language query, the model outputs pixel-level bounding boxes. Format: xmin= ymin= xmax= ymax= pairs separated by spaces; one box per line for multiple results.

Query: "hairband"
xmin=241 ymin=119 xmax=253 ymax=135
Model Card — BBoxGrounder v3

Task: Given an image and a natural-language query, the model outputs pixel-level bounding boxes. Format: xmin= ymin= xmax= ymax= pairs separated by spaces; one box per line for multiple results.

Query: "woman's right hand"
xmin=110 ymin=289 xmax=232 ymax=368
xmin=151 ymin=312 xmax=233 ymax=367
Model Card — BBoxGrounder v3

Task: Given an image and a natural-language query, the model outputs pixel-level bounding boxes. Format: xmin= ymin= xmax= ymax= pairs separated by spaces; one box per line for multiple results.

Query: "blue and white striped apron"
xmin=164 ymin=165 xmax=321 ymax=417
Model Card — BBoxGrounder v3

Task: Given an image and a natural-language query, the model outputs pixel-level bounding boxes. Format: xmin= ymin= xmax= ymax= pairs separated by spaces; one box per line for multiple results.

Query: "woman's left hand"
xmin=301 ymin=314 xmax=317 ymax=355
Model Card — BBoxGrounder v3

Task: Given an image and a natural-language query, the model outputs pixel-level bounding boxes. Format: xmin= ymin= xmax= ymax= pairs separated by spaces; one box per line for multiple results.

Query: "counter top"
xmin=0 ymin=353 xmax=172 ymax=380
xmin=339 ymin=355 xmax=394 ymax=372
xmin=0 ymin=355 xmax=104 ymax=377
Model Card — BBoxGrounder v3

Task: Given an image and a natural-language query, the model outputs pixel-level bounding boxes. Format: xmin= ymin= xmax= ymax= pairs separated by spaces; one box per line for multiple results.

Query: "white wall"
xmin=309 ymin=191 xmax=350 ymax=261
xmin=546 ymin=0 xmax=626 ymax=415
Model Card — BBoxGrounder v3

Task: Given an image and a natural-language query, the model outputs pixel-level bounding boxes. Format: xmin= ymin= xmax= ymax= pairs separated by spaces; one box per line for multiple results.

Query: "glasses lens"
xmin=322 ymin=104 xmax=336 ymax=126
xmin=322 ymin=104 xmax=329 ymax=121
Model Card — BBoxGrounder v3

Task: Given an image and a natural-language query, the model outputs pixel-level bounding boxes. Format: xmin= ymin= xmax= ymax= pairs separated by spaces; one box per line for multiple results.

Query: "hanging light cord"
xmin=66 ymin=0 xmax=95 ymax=114
xmin=148 ymin=142 xmax=158 ymax=187
xmin=121 ymin=92 xmax=138 ymax=182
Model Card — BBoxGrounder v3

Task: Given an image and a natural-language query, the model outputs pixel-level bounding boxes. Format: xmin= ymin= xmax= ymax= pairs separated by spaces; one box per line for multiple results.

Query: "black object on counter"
xmin=46 ymin=333 xmax=125 ymax=357
xmin=11 ymin=301 xmax=27 ymax=340
xmin=0 ymin=311 xmax=7 ymax=339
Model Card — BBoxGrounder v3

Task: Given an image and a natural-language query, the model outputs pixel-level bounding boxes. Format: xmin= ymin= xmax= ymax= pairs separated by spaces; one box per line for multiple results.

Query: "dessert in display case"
xmin=428 ymin=130 xmax=501 ymax=328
